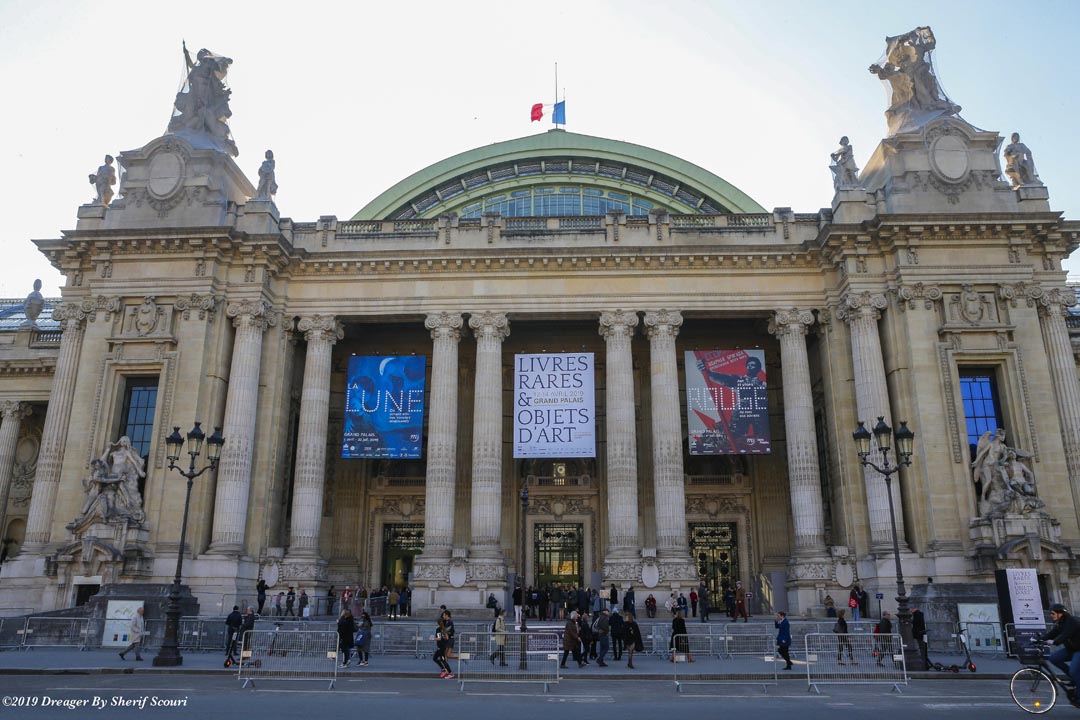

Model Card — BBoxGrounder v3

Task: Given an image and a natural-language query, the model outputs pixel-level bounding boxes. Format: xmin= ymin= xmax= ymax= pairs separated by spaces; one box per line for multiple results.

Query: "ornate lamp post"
xmin=518 ymin=479 xmax=529 ymax=670
xmin=152 ymin=422 xmax=224 ymax=667
xmin=852 ymin=417 xmax=924 ymax=671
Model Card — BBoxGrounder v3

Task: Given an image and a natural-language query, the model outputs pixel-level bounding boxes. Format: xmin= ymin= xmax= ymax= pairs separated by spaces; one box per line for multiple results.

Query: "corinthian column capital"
xmin=468 ymin=311 xmax=510 ymax=340
xmin=297 ymin=314 xmax=344 ymax=344
xmin=837 ymin=291 xmax=887 ymax=323
xmin=425 ymin=312 xmax=464 ymax=341
xmin=768 ymin=309 xmax=815 ymax=338
xmin=599 ymin=310 xmax=639 ymax=340
xmin=1038 ymin=287 xmax=1078 ymax=318
xmin=0 ymin=401 xmax=30 ymax=421
xmin=643 ymin=310 xmax=683 ymax=339
xmin=226 ymin=299 xmax=277 ymax=331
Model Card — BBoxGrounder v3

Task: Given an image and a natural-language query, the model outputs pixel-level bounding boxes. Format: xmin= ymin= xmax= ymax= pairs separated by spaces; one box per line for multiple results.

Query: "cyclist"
xmin=1040 ymin=603 xmax=1080 ymax=706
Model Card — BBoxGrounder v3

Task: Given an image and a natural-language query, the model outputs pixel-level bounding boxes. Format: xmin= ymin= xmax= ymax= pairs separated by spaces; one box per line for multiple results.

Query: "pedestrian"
xmin=434 ymin=610 xmax=454 ymax=679
xmin=623 ymin=587 xmax=636 ymax=617
xmin=240 ymin=608 xmax=256 ymax=654
xmin=874 ymin=610 xmax=894 ymax=666
xmin=388 ymin=587 xmax=399 ymax=619
xmin=677 ymin=592 xmax=689 ymax=617
xmin=298 ymin=589 xmax=309 ymax=618
xmin=724 ymin=585 xmax=735 ymax=618
xmin=859 ymin=585 xmax=870 ymax=621
xmin=490 ymin=609 xmax=508 ymax=667
xmin=327 ymin=586 xmax=336 ymax=616
xmin=513 ymin=583 xmax=523 ymax=626
xmin=551 ymin=584 xmax=564 ymax=620
xmin=670 ymin=610 xmax=693 ymax=663
xmin=561 ymin=611 xmax=583 ymax=668
xmin=911 ymin=606 xmax=929 ymax=668
xmin=356 ymin=610 xmax=373 ymax=666
xmin=609 ymin=584 xmax=619 ymax=612
xmin=578 ymin=611 xmax=593 ymax=664
xmin=341 ymin=586 xmax=352 ymax=616
xmin=733 ymin=581 xmax=749 ymax=621
xmin=444 ymin=610 xmax=457 ymax=660
xmin=849 ymin=585 xmax=861 ymax=622
xmin=256 ymin=579 xmax=268 ymax=615
xmin=699 ymin=581 xmax=711 ymax=623
xmin=624 ymin=613 xmax=644 ymax=669
xmin=609 ymin=609 xmax=625 ymax=660
xmin=337 ymin=608 xmax=357 ymax=667
xmin=118 ymin=607 xmax=145 ymax=661
xmin=665 ymin=592 xmax=678 ymax=616
xmin=775 ymin=610 xmax=793 ymax=670
xmin=576 ymin=586 xmax=588 ymax=615
xmin=225 ymin=604 xmax=243 ymax=656
xmin=285 ymin=587 xmax=296 ymax=618
xmin=596 ymin=608 xmax=611 ymax=667
xmin=400 ymin=585 xmax=411 ymax=618
xmin=824 ymin=593 xmax=836 ymax=618
xmin=645 ymin=594 xmax=657 ymax=619
xmin=690 ymin=588 xmax=698 ymax=618
xmin=834 ymin=608 xmax=856 ymax=665
xmin=274 ymin=591 xmax=284 ymax=616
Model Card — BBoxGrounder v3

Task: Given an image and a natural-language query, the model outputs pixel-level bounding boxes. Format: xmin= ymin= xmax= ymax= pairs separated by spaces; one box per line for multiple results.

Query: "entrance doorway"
xmin=690 ymin=522 xmax=739 ymax=599
xmin=382 ymin=524 xmax=424 ymax=589
xmin=75 ymin=584 xmax=100 ymax=607
xmin=534 ymin=523 xmax=584 ymax=588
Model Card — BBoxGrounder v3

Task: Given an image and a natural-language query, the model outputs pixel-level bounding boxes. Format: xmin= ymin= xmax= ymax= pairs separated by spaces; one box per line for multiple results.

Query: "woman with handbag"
xmin=489 ymin=609 xmax=508 ymax=666
xmin=624 ymin=613 xmax=644 ymax=669
xmin=354 ymin=610 xmax=373 ymax=666
xmin=834 ymin=609 xmax=857 ymax=665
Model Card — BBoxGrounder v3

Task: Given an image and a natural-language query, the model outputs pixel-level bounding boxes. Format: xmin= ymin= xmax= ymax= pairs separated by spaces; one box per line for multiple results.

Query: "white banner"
xmin=514 ymin=353 xmax=595 ymax=458
xmin=1007 ymin=568 xmax=1046 ymax=627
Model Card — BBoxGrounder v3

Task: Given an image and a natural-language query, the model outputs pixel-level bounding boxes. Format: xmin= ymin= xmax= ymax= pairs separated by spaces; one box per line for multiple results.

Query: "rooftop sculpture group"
xmin=167 ymin=41 xmax=238 ymax=157
xmin=869 ymin=26 xmax=961 ymax=135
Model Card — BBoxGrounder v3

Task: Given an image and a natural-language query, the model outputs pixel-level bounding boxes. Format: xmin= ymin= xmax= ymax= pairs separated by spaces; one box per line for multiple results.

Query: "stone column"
xmin=838 ymin=292 xmax=907 ymax=549
xmin=0 ymin=401 xmax=30 ymax=535
xmin=208 ymin=299 xmax=276 ymax=554
xmin=286 ymin=315 xmax=343 ymax=557
xmin=418 ymin=312 xmax=464 ymax=562
xmin=644 ymin=310 xmax=693 ymax=573
xmin=468 ymin=311 xmax=509 ymax=569
xmin=600 ymin=311 xmax=641 ymax=577
xmin=769 ymin=309 xmax=827 ymax=555
xmin=23 ymin=304 xmax=87 ymax=548
xmin=1036 ymin=288 xmax=1080 ymax=503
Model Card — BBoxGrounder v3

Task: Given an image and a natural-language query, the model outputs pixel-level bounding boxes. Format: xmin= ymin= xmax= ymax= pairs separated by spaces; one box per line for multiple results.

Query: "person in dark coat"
xmin=225 ymin=605 xmax=243 ymax=655
xmin=699 ymin=581 xmax=712 ymax=623
xmin=561 ymin=612 xmax=583 ymax=668
xmin=609 ymin=609 xmax=625 ymax=660
xmin=256 ymin=580 xmax=267 ymax=615
xmin=577 ymin=612 xmax=593 ymax=663
xmin=622 ymin=587 xmax=636 ymax=617
xmin=670 ymin=611 xmax=693 ymax=662
xmin=337 ymin=609 xmax=357 ymax=667
xmin=775 ymin=610 xmax=793 ymax=669
xmin=576 ymin=587 xmax=589 ymax=614
xmin=911 ymin=606 xmax=929 ymax=667
xmin=1041 ymin=603 xmax=1080 ymax=695
xmin=239 ymin=608 xmax=256 ymax=654
xmin=834 ymin=609 xmax=855 ymax=664
xmin=624 ymin=613 xmax=644 ymax=669
xmin=874 ymin=610 xmax=894 ymax=667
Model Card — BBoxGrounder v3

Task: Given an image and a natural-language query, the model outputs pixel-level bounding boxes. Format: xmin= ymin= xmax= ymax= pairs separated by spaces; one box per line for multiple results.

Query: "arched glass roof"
xmin=352 ymin=130 xmax=766 ymax=220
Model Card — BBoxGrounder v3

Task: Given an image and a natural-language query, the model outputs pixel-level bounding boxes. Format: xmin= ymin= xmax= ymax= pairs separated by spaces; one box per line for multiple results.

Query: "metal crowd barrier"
xmin=23 ymin=617 xmax=103 ymax=650
xmin=237 ymin=629 xmax=338 ymax=689
xmin=672 ymin=633 xmax=778 ymax=692
xmin=454 ymin=631 xmax=560 ymax=692
xmin=804 ymin=632 xmax=907 ymax=694
xmin=0 ymin=617 xmax=27 ymax=649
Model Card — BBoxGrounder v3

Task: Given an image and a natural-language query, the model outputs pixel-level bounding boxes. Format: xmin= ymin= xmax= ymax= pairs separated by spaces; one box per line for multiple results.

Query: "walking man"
xmin=118 ymin=607 xmax=145 ymax=661
xmin=775 ymin=610 xmax=793 ymax=670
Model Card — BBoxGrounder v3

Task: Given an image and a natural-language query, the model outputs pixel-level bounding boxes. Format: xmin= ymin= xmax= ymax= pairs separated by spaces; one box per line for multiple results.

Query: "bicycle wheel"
xmin=1011 ymin=667 xmax=1056 ymax=714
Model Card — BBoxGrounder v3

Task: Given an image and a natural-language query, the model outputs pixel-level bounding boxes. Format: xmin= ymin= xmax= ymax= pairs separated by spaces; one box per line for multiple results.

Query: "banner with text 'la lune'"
xmin=686 ymin=349 xmax=770 ymax=455
xmin=342 ymin=355 xmax=426 ymax=459
xmin=514 ymin=353 xmax=595 ymax=458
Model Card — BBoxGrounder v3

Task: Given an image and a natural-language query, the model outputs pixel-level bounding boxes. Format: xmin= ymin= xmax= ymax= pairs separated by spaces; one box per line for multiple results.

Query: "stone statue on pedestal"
xmin=830 ymin=136 xmax=860 ymax=189
xmin=88 ymin=155 xmax=116 ymax=206
xmin=70 ymin=436 xmax=146 ymax=531
xmin=255 ymin=150 xmax=278 ymax=200
xmin=21 ymin=279 xmax=44 ymax=328
xmin=1003 ymin=133 xmax=1041 ymax=188
xmin=869 ymin=26 xmax=961 ymax=135
xmin=972 ymin=428 xmax=1042 ymax=517
xmin=167 ymin=41 xmax=238 ymax=157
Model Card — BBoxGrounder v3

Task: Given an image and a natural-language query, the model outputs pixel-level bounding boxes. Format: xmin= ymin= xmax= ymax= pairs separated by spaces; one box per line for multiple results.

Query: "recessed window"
xmin=959 ymin=369 xmax=1004 ymax=464
xmin=120 ymin=377 xmax=159 ymax=503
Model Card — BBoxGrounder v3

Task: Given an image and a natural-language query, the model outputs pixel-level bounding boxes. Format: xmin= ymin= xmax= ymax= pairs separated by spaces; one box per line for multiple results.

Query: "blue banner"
xmin=342 ymin=355 xmax=426 ymax=459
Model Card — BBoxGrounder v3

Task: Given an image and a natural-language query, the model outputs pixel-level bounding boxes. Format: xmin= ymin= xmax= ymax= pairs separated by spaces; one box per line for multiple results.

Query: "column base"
xmin=277 ymin=556 xmax=328 ymax=586
xmin=204 ymin=542 xmax=244 ymax=556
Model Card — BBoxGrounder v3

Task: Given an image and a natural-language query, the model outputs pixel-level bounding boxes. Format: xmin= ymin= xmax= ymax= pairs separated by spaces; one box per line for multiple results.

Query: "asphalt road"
xmin=0 ymin=675 xmax=1037 ymax=719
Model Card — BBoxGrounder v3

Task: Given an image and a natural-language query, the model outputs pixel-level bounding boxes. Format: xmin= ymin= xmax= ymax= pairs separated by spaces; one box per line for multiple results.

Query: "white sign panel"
xmin=514 ymin=353 xmax=595 ymax=458
xmin=1007 ymin=568 xmax=1047 ymax=627
xmin=103 ymin=599 xmax=144 ymax=648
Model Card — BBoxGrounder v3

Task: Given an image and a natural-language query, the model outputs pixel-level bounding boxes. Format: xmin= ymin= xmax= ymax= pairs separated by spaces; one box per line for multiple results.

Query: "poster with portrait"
xmin=514 ymin=353 xmax=595 ymax=458
xmin=685 ymin=349 xmax=771 ymax=455
xmin=342 ymin=355 xmax=426 ymax=459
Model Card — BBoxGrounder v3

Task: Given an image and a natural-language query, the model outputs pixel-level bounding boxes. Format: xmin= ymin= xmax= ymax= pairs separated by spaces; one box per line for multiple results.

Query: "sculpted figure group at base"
xmin=70 ymin=437 xmax=146 ymax=530
xmin=971 ymin=428 xmax=1043 ymax=517
xmin=1003 ymin=133 xmax=1041 ymax=188
xmin=167 ymin=41 xmax=238 ymax=157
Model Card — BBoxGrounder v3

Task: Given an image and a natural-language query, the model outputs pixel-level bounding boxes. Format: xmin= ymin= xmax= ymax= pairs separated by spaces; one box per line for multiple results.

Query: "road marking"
xmin=254 ymin=689 xmax=399 ymax=695
xmin=546 ymin=697 xmax=615 ymax=703
xmin=49 ymin=687 xmax=197 ymax=692
xmin=679 ymin=694 xmax=827 ymax=699
xmin=922 ymin=703 xmax=1017 ymax=709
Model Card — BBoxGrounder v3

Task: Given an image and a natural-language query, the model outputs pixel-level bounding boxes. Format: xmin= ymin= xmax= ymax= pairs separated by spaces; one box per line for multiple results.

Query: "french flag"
xmin=530 ymin=101 xmax=566 ymax=124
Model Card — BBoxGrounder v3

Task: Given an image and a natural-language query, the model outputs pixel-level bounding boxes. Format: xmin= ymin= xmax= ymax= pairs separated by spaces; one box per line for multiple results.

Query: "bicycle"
xmin=1010 ymin=644 xmax=1079 ymax=714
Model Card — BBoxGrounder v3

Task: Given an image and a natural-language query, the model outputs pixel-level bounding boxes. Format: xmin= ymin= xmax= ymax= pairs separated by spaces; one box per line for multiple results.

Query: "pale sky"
xmin=2 ymin=0 xmax=1077 ymax=298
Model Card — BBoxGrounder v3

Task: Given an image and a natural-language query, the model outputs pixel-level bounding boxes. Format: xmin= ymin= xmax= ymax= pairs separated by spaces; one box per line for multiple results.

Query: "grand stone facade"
xmin=1 ymin=32 xmax=1080 ymax=618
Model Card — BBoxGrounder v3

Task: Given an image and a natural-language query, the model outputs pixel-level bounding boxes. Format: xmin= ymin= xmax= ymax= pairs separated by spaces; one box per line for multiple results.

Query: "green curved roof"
xmin=352 ymin=130 xmax=766 ymax=220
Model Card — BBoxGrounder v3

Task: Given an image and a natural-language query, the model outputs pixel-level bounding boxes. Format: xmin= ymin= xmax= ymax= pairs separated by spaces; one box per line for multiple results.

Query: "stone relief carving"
xmin=896 ymin=282 xmax=942 ymax=311
xmin=131 ymin=297 xmax=163 ymax=336
xmin=10 ymin=427 xmax=39 ymax=509
xmin=829 ymin=136 xmax=861 ymax=189
xmin=88 ymin=155 xmax=117 ymax=207
xmin=972 ymin=428 xmax=1043 ymax=517
xmin=868 ymin=26 xmax=961 ymax=135
xmin=947 ymin=285 xmax=993 ymax=324
xmin=167 ymin=42 xmax=238 ymax=157
xmin=1003 ymin=133 xmax=1041 ymax=188
xmin=255 ymin=150 xmax=278 ymax=200
xmin=68 ymin=436 xmax=146 ymax=531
